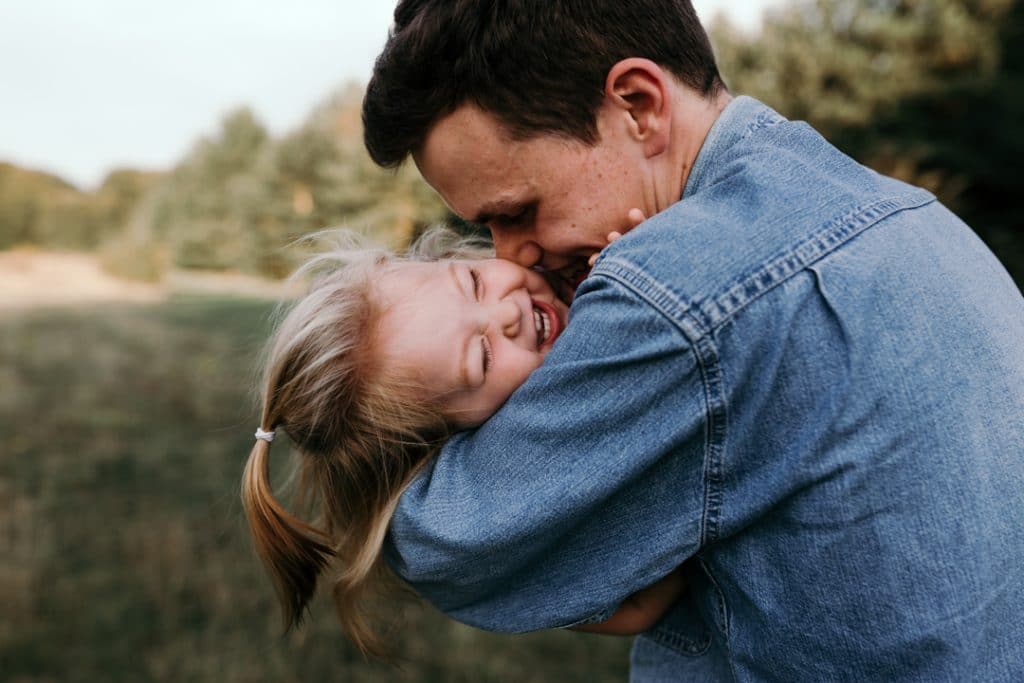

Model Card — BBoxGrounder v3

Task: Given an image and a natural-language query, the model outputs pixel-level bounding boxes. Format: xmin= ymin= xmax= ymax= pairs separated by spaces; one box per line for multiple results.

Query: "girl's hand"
xmin=569 ymin=566 xmax=686 ymax=636
xmin=588 ymin=208 xmax=648 ymax=267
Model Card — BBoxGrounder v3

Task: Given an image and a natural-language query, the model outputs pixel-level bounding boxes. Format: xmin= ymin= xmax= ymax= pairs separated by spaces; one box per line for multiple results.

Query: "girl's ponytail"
xmin=241 ymin=431 xmax=334 ymax=630
xmin=242 ymin=228 xmax=482 ymax=654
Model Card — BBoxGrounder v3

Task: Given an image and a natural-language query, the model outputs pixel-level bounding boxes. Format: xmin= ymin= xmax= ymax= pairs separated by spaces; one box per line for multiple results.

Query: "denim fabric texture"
xmin=385 ymin=97 xmax=1024 ymax=682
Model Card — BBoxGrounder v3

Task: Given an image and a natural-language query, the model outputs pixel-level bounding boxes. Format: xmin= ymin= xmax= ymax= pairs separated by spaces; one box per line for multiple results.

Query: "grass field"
xmin=0 ymin=296 xmax=632 ymax=682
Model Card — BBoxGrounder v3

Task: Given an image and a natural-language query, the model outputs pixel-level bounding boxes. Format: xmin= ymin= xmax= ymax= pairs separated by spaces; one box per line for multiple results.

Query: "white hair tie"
xmin=254 ymin=427 xmax=276 ymax=443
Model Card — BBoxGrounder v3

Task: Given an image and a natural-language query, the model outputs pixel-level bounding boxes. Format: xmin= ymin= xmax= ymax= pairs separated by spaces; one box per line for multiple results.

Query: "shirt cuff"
xmin=556 ymin=606 xmax=616 ymax=629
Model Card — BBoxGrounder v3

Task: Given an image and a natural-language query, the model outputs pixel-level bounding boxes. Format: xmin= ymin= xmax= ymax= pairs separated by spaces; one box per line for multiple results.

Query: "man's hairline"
xmin=408 ymin=100 xmax=604 ymax=169
xmin=405 ymin=70 xmax=725 ymax=169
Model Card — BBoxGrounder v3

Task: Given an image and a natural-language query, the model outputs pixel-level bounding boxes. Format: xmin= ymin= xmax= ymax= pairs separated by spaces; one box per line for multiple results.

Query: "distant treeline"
xmin=0 ymin=164 xmax=161 ymax=252
xmin=713 ymin=0 xmax=1023 ymax=284
xmin=0 ymin=84 xmax=448 ymax=281
xmin=1 ymin=0 xmax=1021 ymax=285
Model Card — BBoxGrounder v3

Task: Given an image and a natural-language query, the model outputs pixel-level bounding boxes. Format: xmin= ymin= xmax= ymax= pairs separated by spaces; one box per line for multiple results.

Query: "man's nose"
xmin=492 ymin=231 xmax=543 ymax=269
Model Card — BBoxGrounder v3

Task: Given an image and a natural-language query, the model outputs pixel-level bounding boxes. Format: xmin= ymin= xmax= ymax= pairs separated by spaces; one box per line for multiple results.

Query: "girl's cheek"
xmin=525 ymin=353 xmax=544 ymax=375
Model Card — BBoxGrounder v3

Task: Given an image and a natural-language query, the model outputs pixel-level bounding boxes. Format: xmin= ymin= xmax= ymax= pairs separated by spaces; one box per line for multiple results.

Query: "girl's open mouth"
xmin=532 ymin=300 xmax=563 ymax=348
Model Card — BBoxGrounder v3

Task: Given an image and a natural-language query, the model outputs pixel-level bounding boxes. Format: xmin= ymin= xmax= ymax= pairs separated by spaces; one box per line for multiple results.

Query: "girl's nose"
xmin=489 ymin=299 xmax=521 ymax=337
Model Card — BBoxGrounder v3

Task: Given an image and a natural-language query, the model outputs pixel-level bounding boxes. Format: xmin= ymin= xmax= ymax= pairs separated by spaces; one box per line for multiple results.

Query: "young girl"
xmin=241 ymin=226 xmax=681 ymax=655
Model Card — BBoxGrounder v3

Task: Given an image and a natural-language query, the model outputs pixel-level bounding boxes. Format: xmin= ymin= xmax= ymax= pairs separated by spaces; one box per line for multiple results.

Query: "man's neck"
xmin=655 ymin=88 xmax=733 ymax=210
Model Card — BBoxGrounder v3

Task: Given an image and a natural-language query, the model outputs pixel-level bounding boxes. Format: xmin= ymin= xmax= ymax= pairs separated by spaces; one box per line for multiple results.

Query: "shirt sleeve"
xmin=384 ymin=271 xmax=709 ymax=632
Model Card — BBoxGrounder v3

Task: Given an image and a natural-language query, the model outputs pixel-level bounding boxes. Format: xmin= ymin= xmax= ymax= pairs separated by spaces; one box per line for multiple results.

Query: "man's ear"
xmin=603 ymin=58 xmax=671 ymax=158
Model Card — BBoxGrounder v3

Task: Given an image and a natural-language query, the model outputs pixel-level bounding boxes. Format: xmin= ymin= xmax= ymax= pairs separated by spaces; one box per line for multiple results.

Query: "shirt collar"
xmin=682 ymin=95 xmax=776 ymax=200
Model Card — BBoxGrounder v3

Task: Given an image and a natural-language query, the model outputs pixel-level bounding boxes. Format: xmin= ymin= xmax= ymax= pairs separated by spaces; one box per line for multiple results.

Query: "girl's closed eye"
xmin=481 ymin=336 xmax=493 ymax=374
xmin=470 ymin=268 xmax=483 ymax=299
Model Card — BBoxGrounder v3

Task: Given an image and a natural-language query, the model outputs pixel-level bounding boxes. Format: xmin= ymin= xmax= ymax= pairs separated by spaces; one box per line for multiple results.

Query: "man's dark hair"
xmin=362 ymin=0 xmax=724 ymax=168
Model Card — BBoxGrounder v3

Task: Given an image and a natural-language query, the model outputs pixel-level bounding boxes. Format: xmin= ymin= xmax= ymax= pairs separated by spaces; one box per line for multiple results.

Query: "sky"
xmin=0 ymin=0 xmax=781 ymax=189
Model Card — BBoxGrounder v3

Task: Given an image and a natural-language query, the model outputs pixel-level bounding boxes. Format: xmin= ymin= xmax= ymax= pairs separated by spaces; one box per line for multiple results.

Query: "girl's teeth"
xmin=533 ymin=307 xmax=551 ymax=344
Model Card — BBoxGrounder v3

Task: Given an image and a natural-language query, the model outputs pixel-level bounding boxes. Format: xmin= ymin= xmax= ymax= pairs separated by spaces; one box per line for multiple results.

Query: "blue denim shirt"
xmin=385 ymin=97 xmax=1024 ymax=682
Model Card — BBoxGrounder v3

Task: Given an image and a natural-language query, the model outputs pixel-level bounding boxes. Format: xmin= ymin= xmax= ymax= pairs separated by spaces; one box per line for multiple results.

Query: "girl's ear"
xmin=602 ymin=58 xmax=671 ymax=158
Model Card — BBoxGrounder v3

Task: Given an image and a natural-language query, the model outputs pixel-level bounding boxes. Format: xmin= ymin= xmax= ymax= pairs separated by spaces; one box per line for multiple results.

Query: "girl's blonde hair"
xmin=241 ymin=227 xmax=491 ymax=655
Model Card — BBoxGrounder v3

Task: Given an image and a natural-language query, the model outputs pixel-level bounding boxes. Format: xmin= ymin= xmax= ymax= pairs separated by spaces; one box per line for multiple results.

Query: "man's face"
xmin=414 ymin=104 xmax=645 ymax=292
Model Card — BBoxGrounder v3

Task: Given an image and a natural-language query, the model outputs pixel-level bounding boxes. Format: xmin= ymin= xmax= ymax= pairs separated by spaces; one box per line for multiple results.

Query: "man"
xmin=362 ymin=1 xmax=1024 ymax=680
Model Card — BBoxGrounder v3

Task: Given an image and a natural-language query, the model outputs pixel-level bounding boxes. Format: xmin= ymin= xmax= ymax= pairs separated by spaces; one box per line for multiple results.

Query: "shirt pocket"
xmin=644 ymin=586 xmax=714 ymax=656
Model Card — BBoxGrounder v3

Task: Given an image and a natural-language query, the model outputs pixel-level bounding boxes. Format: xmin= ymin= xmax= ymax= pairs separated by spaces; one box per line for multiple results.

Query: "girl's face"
xmin=377 ymin=258 xmax=569 ymax=428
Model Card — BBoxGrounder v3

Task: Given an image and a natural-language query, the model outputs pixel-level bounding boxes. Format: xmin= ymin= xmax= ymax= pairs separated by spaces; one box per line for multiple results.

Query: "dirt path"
xmin=0 ymin=250 xmax=295 ymax=310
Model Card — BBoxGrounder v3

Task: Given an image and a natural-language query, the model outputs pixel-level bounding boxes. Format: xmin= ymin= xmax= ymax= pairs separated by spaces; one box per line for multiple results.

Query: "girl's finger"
xmin=627 ymin=207 xmax=647 ymax=228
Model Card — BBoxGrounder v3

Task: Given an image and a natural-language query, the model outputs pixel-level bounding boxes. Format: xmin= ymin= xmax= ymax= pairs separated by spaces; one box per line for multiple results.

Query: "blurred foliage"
xmin=0 ymin=298 xmax=632 ymax=682
xmin=0 ymin=163 xmax=160 ymax=251
xmin=1 ymin=2 xmax=1021 ymax=284
xmin=133 ymin=84 xmax=446 ymax=278
xmin=1 ymin=84 xmax=446 ymax=280
xmin=711 ymin=0 xmax=1023 ymax=283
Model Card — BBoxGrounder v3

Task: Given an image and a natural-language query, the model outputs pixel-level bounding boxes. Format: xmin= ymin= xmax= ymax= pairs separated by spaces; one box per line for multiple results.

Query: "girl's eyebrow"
xmin=447 ymin=261 xmax=468 ymax=298
xmin=447 ymin=262 xmax=473 ymax=388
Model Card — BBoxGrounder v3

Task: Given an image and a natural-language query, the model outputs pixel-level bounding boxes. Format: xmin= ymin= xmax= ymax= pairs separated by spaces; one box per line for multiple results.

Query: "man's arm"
xmin=386 ymin=269 xmax=709 ymax=632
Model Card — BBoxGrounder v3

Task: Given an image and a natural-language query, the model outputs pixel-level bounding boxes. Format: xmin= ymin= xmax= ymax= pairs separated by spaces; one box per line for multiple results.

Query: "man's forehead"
xmin=417 ymin=106 xmax=506 ymax=163
xmin=415 ymin=155 xmax=531 ymax=224
xmin=415 ymin=106 xmax=523 ymax=192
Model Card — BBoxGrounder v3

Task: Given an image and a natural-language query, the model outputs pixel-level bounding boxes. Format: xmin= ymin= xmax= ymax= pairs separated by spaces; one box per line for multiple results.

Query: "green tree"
xmin=711 ymin=0 xmax=1022 ymax=284
xmin=0 ymin=162 xmax=95 ymax=249
xmin=118 ymin=87 xmax=447 ymax=279
xmin=278 ymin=83 xmax=448 ymax=247
xmin=94 ymin=169 xmax=163 ymax=231
xmin=144 ymin=107 xmax=273 ymax=271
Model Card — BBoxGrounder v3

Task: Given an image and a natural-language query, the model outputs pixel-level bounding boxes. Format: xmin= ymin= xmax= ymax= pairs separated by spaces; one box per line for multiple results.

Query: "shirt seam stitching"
xmin=590 ymin=270 xmax=725 ymax=548
xmin=695 ymin=191 xmax=937 ymax=332
xmin=589 ymin=190 xmax=935 ymax=553
xmin=596 ymin=190 xmax=936 ymax=343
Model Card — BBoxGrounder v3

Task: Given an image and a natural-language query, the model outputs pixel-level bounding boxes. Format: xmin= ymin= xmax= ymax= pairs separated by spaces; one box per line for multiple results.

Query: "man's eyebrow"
xmin=448 ymin=263 xmax=472 ymax=388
